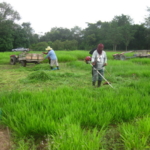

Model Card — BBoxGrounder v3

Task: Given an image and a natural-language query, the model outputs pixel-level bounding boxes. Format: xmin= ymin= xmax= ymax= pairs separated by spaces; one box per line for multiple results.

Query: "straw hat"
xmin=45 ymin=46 xmax=52 ymax=51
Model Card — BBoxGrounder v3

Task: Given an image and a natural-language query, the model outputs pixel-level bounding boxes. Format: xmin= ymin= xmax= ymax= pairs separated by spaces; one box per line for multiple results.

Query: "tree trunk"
xmin=125 ymin=45 xmax=128 ymax=51
xmin=113 ymin=45 xmax=115 ymax=51
xmin=113 ymin=44 xmax=117 ymax=51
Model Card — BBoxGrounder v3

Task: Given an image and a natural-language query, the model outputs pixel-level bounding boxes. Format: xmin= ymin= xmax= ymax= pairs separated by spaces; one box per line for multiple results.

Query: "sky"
xmin=1 ymin=0 xmax=150 ymax=35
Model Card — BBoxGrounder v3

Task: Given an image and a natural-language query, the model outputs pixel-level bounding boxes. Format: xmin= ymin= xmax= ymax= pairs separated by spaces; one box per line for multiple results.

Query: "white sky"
xmin=1 ymin=0 xmax=150 ymax=34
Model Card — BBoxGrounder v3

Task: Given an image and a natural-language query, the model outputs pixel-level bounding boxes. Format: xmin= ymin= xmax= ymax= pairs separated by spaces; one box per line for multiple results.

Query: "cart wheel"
xmin=10 ymin=56 xmax=17 ymax=65
xmin=120 ymin=55 xmax=126 ymax=60
xmin=21 ymin=60 xmax=26 ymax=67
xmin=35 ymin=62 xmax=40 ymax=64
xmin=115 ymin=55 xmax=120 ymax=60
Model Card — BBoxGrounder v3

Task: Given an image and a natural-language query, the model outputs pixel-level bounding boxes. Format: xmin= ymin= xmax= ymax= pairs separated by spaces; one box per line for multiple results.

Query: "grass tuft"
xmin=28 ymin=71 xmax=52 ymax=81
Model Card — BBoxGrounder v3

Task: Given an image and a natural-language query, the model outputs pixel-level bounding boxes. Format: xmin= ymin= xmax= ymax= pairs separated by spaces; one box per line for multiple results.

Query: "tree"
xmin=129 ymin=24 xmax=147 ymax=49
xmin=83 ymin=22 xmax=102 ymax=49
xmin=110 ymin=14 xmax=134 ymax=50
xmin=30 ymin=42 xmax=48 ymax=51
xmin=52 ymin=40 xmax=64 ymax=50
xmin=0 ymin=2 xmax=20 ymax=22
xmin=100 ymin=22 xmax=112 ymax=48
xmin=145 ymin=7 xmax=150 ymax=28
xmin=22 ymin=22 xmax=34 ymax=46
xmin=112 ymin=14 xmax=133 ymax=26
xmin=121 ymin=24 xmax=135 ymax=50
xmin=64 ymin=40 xmax=72 ymax=50
xmin=145 ymin=7 xmax=150 ymax=49
xmin=0 ymin=20 xmax=14 ymax=51
xmin=13 ymin=24 xmax=27 ymax=48
xmin=0 ymin=2 xmax=20 ymax=51
xmin=107 ymin=21 xmax=123 ymax=51
xmin=40 ymin=27 xmax=72 ymax=42
xmin=71 ymin=26 xmax=83 ymax=49
xmin=30 ymin=33 xmax=39 ymax=45
xmin=69 ymin=40 xmax=78 ymax=50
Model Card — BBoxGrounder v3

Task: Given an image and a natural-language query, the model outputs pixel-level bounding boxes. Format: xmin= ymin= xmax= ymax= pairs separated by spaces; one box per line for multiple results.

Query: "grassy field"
xmin=0 ymin=50 xmax=150 ymax=149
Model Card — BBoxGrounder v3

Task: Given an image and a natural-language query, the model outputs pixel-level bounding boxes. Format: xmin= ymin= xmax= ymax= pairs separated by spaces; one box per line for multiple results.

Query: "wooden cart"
xmin=113 ymin=50 xmax=150 ymax=60
xmin=10 ymin=52 xmax=44 ymax=67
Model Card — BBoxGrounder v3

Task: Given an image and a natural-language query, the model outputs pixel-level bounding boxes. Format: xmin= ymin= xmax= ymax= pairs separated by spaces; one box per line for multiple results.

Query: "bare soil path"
xmin=0 ymin=127 xmax=11 ymax=150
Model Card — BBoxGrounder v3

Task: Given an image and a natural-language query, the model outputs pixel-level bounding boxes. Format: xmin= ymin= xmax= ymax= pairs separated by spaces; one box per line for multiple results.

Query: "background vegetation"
xmin=0 ymin=2 xmax=150 ymax=52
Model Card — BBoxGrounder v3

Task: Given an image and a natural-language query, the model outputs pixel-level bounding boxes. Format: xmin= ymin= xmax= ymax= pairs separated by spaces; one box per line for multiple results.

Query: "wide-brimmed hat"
xmin=45 ymin=46 xmax=52 ymax=51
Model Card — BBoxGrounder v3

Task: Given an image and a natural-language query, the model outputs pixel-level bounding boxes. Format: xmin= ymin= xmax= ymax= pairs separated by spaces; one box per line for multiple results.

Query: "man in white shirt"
xmin=91 ymin=44 xmax=107 ymax=87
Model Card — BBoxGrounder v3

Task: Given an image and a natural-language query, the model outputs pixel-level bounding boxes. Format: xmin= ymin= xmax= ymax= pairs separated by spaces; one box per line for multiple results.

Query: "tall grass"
xmin=1 ymin=85 xmax=150 ymax=134
xmin=119 ymin=116 xmax=150 ymax=149
xmin=1 ymin=50 xmax=150 ymax=149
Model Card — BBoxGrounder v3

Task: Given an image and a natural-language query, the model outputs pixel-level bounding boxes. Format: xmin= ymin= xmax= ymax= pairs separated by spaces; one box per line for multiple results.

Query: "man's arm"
xmin=103 ymin=51 xmax=107 ymax=66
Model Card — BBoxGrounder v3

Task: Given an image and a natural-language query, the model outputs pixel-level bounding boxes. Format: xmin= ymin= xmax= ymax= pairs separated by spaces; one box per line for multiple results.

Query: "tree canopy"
xmin=0 ymin=2 xmax=150 ymax=52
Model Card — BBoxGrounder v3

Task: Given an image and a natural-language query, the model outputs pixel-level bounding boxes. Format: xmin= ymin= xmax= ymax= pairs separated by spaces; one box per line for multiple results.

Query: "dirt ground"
xmin=0 ymin=127 xmax=11 ymax=150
